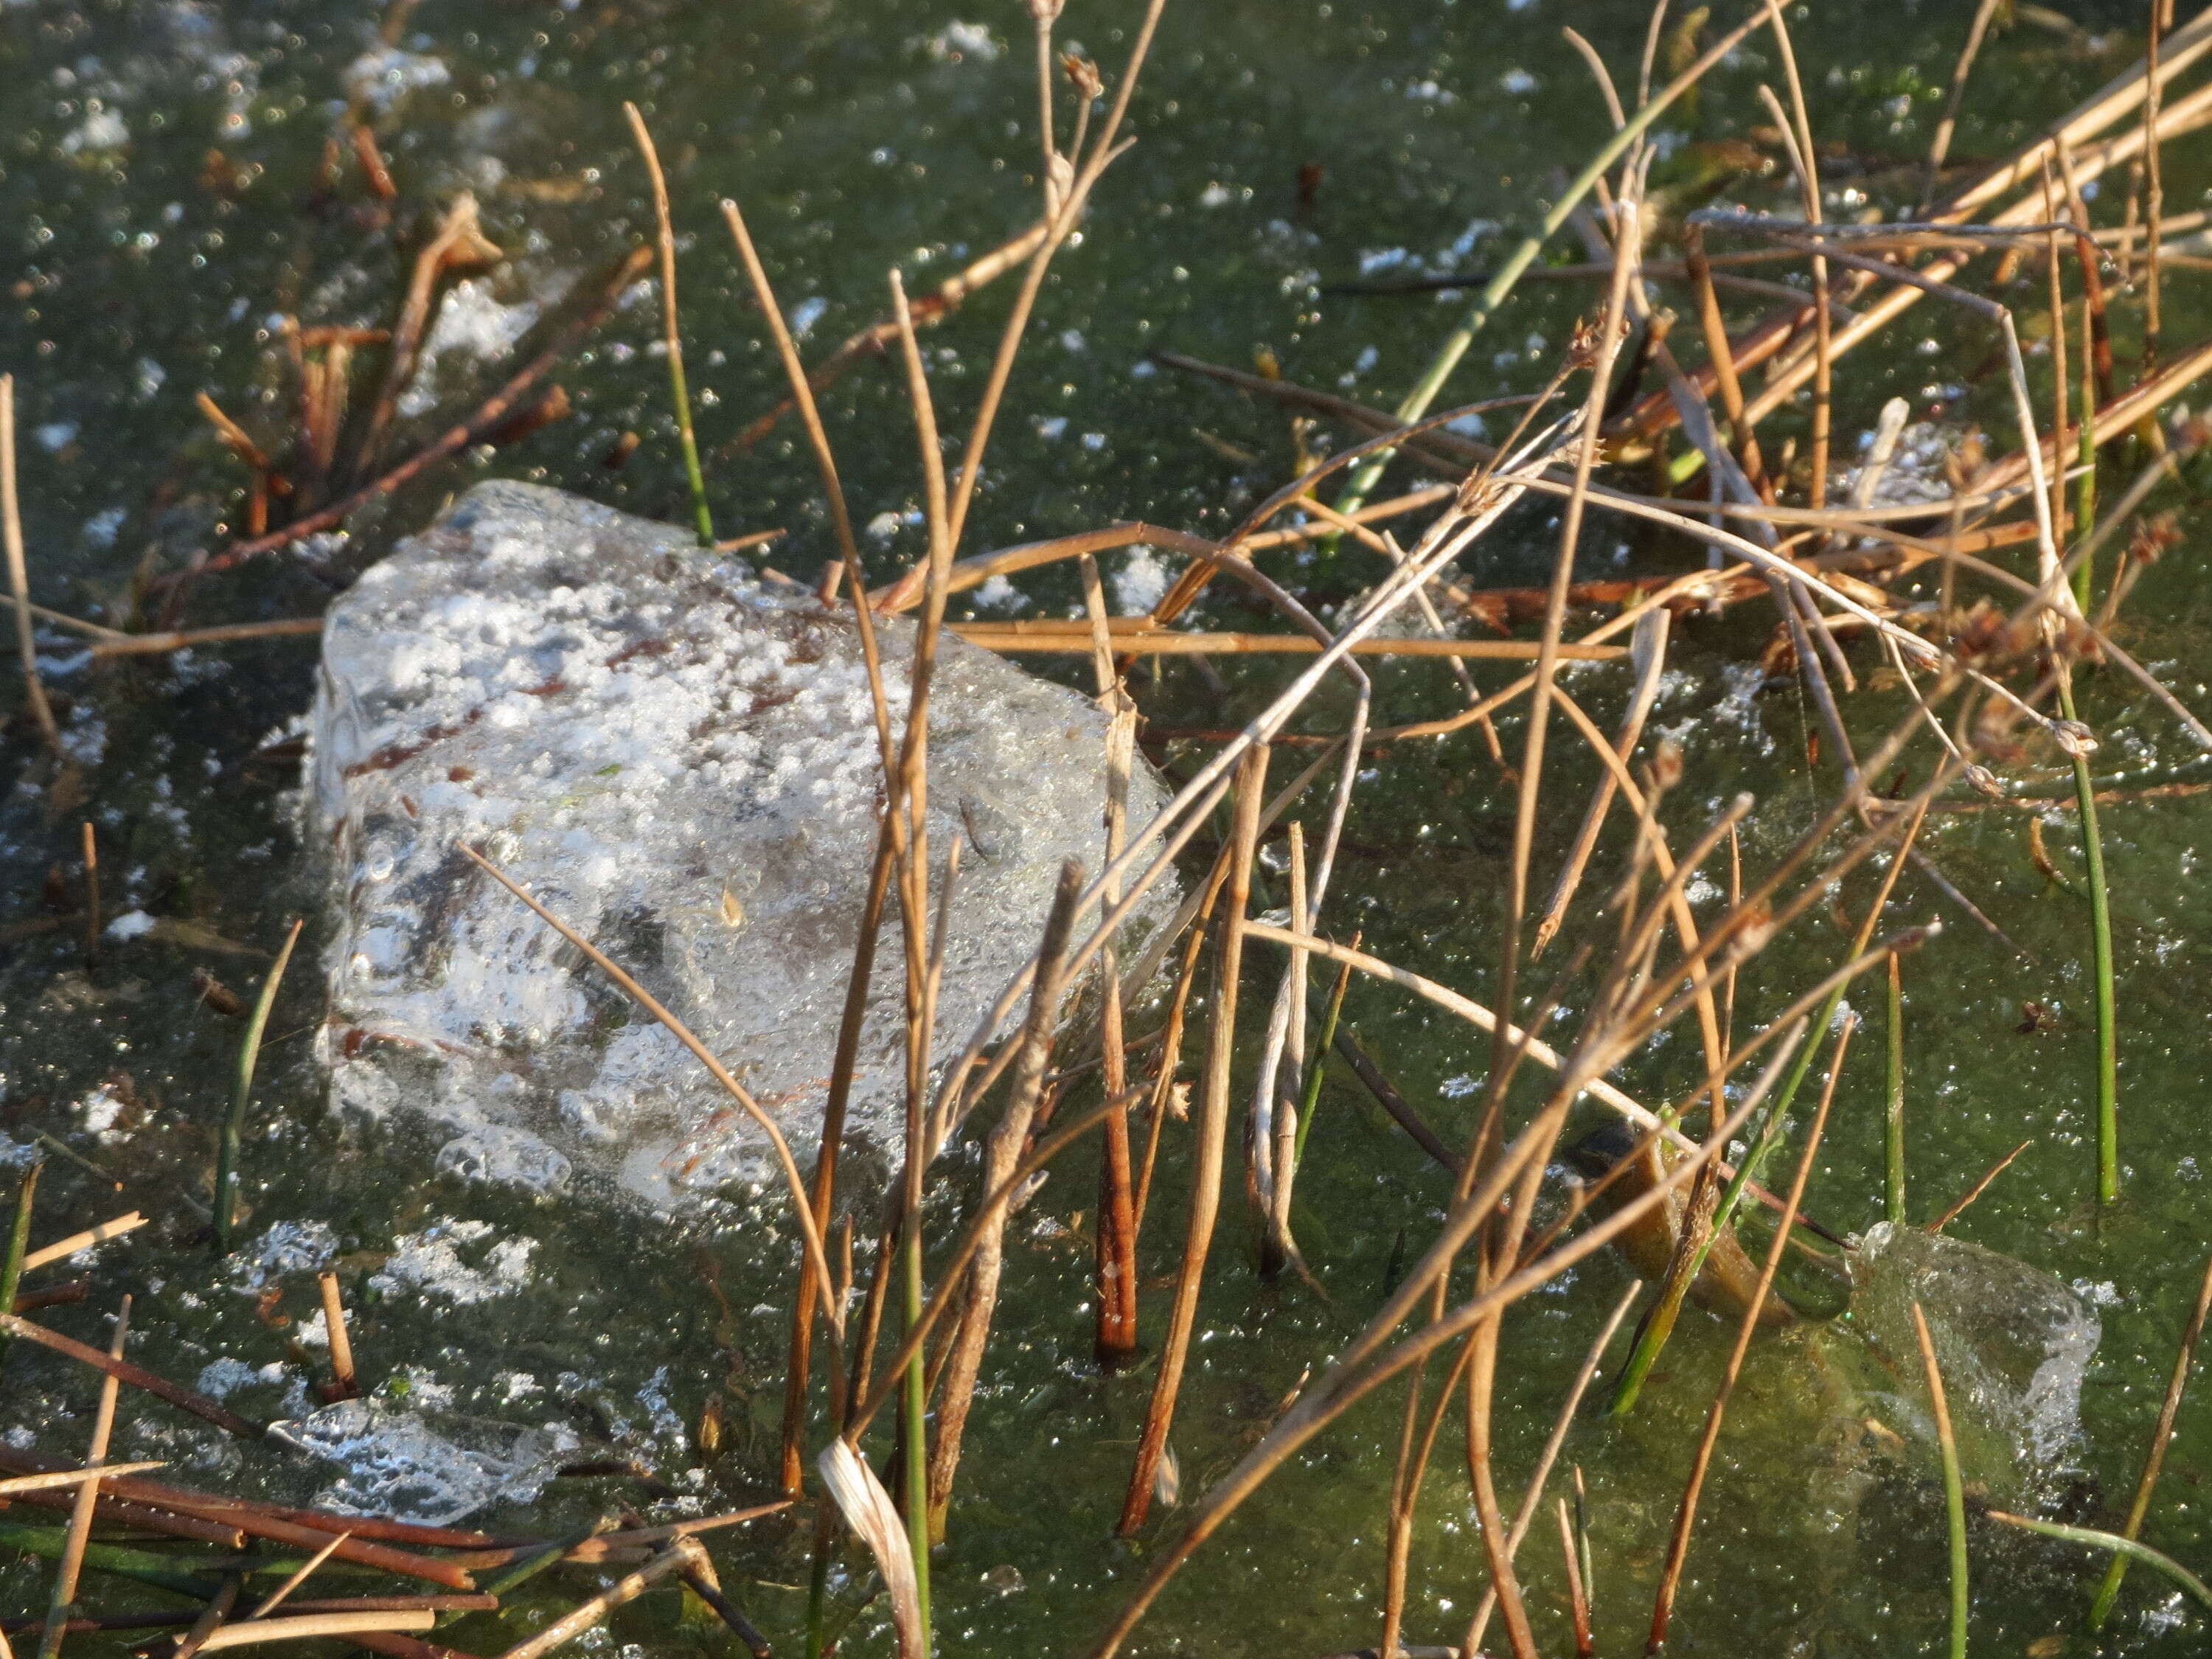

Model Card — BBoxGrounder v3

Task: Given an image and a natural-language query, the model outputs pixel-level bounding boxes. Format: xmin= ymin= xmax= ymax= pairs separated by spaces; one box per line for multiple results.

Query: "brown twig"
xmin=1459 ymin=1284 xmax=1641 ymax=1656
xmin=0 ymin=1316 xmax=266 ymax=1441
xmin=1925 ymin=1139 xmax=2033 ymax=1233
xmin=1082 ymin=554 xmax=1142 ymax=1367
xmin=350 ymin=125 xmax=397 ymax=201
xmin=190 ymin=246 xmax=650 ymax=579
xmin=1920 ymin=0 xmax=2006 ymax=215
xmin=316 ymin=1271 xmax=358 ymax=1402
xmin=1 ymin=375 xmax=60 ymax=754
xmin=2146 ymin=0 xmax=2168 ymax=369
xmin=78 ymin=822 xmax=98 ymax=966
xmin=951 ymin=626 xmax=1623 ymax=661
xmin=21 ymin=1213 xmax=147 ymax=1273
xmin=90 ymin=619 xmax=323 ymax=658
xmin=1119 ymin=745 xmax=1266 ymax=1536
xmin=925 ymin=863 xmax=1082 ymax=1531
xmin=494 ymin=1540 xmax=704 ymax=1659
xmin=717 ymin=222 xmax=1052 ymax=459
xmin=37 ymin=1295 xmax=129 ymax=1659
xmin=360 ymin=195 xmax=503 ymax=476
xmin=1559 ymin=1497 xmax=1593 ymax=1659
xmin=2091 ymin=1251 xmax=2212 ymax=1624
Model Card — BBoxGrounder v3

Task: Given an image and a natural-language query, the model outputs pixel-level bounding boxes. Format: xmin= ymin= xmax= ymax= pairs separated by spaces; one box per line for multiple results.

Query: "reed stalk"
xmin=1611 ymin=802 xmax=1927 ymax=1416
xmin=897 ymin=1229 xmax=929 ymax=1649
xmin=316 ymin=1272 xmax=358 ymax=1402
xmin=1648 ymin=1019 xmax=1852 ymax=1649
xmin=1913 ymin=1301 xmax=1971 ymax=1659
xmin=214 ymin=919 xmax=304 ymax=1253
xmin=79 ymin=823 xmax=98 ymax=966
xmin=1 ymin=375 xmax=59 ymax=754
xmin=0 ymin=1162 xmax=39 ymax=1341
xmin=2057 ymin=669 xmax=2121 ymax=1206
xmin=38 ymin=1295 xmax=128 ymax=1659
xmin=1119 ymin=745 xmax=1267 ymax=1537
xmin=1886 ymin=948 xmax=1907 ymax=1224
xmin=1559 ymin=1500 xmax=1593 ymax=1657
xmin=1081 ymin=554 xmax=1141 ymax=1366
xmin=2074 ymin=293 xmax=2099 ymax=615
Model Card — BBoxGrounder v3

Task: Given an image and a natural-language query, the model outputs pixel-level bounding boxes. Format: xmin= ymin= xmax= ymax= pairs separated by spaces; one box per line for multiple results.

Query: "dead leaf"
xmin=818 ymin=1439 xmax=925 ymax=1658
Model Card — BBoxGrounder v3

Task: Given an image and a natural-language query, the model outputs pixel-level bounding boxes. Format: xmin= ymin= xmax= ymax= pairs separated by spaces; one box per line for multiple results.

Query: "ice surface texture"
xmin=1849 ymin=1221 xmax=2101 ymax=1503
xmin=274 ymin=1398 xmax=577 ymax=1527
xmin=308 ymin=481 xmax=1172 ymax=1206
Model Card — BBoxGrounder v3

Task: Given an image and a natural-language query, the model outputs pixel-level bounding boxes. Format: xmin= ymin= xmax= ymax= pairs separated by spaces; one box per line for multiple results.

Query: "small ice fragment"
xmin=105 ymin=910 xmax=156 ymax=942
xmin=61 ymin=107 xmax=129 ymax=155
xmin=197 ymin=1357 xmax=260 ymax=1401
xmin=435 ymin=1127 xmax=572 ymax=1193
xmin=274 ymin=1397 xmax=577 ymax=1525
xmin=372 ymin=1222 xmax=538 ymax=1306
xmin=928 ymin=21 xmax=1001 ymax=60
xmin=789 ymin=296 xmax=828 ymax=340
xmin=344 ymin=46 xmax=451 ymax=113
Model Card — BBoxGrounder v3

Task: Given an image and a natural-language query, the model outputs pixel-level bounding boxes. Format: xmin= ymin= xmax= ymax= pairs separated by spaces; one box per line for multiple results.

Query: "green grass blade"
xmin=1991 ymin=1511 xmax=2212 ymax=1617
xmin=215 ymin=919 xmax=304 ymax=1253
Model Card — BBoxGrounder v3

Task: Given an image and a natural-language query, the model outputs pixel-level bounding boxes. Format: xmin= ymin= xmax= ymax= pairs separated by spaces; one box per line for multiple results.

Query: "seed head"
xmin=1062 ymin=52 xmax=1103 ymax=100
xmin=2048 ymin=718 xmax=2098 ymax=757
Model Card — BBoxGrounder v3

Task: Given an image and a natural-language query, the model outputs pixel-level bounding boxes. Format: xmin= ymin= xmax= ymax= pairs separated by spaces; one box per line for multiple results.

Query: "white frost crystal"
xmin=309 ymin=482 xmax=1170 ymax=1206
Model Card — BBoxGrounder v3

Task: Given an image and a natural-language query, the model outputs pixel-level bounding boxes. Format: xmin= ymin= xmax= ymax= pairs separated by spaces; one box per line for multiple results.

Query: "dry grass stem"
xmin=1 ymin=375 xmax=60 ymax=753
xmin=38 ymin=1295 xmax=128 ymax=1659
xmin=89 ymin=619 xmax=322 ymax=658
xmin=493 ymin=1539 xmax=705 ymax=1659
xmin=1646 ymin=1018 xmax=1855 ymax=1650
xmin=459 ymin=845 xmax=842 ymax=1339
xmin=622 ymin=102 xmax=713 ymax=546
xmin=316 ymin=1271 xmax=358 ymax=1402
xmin=21 ymin=1214 xmax=147 ymax=1275
xmin=1926 ymin=1139 xmax=2033 ymax=1234
xmin=1119 ymin=746 xmax=1267 ymax=1537
xmin=2090 ymin=1252 xmax=2212 ymax=1625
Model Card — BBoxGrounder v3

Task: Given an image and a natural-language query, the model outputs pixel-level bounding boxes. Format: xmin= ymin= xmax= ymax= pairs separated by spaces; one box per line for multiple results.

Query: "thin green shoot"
xmin=902 ymin=1225 xmax=932 ymax=1655
xmin=1886 ymin=949 xmax=1907 ymax=1224
xmin=1605 ymin=1004 xmax=1837 ymax=1418
xmin=1914 ymin=1302 xmax=1970 ymax=1659
xmin=1991 ymin=1511 xmax=2212 ymax=1617
xmin=1292 ymin=952 xmax=1356 ymax=1175
xmin=624 ymin=102 xmax=716 ymax=549
xmin=1328 ymin=4 xmax=1775 ymax=531
xmin=0 ymin=1161 xmax=39 ymax=1353
xmin=214 ymin=919 xmax=304 ymax=1253
xmin=2057 ymin=673 xmax=2119 ymax=1205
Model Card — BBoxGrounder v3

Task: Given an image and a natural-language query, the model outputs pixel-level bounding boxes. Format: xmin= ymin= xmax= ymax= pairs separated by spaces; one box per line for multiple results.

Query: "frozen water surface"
xmin=274 ymin=1397 xmax=578 ymax=1527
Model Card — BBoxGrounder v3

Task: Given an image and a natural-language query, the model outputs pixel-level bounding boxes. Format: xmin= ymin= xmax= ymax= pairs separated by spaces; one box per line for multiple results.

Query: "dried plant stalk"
xmin=1119 ymin=746 xmax=1267 ymax=1536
